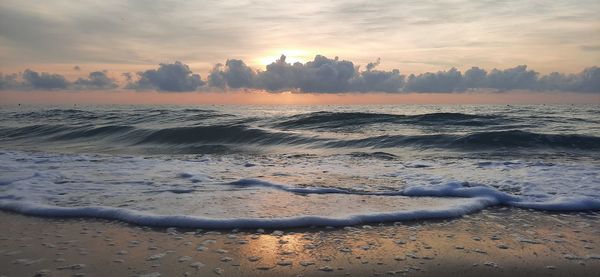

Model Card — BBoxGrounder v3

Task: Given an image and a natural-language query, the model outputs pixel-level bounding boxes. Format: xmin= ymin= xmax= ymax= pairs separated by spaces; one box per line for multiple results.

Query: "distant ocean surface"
xmin=1 ymin=105 xmax=599 ymax=228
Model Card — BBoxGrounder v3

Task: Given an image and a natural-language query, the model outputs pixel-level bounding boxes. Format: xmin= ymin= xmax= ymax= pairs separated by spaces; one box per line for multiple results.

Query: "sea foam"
xmin=0 ymin=147 xmax=598 ymax=229
xmin=0 ymin=177 xmax=598 ymax=229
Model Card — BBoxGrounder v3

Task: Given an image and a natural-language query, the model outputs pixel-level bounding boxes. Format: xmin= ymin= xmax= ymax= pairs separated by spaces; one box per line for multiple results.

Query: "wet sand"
xmin=1 ymin=208 xmax=599 ymax=277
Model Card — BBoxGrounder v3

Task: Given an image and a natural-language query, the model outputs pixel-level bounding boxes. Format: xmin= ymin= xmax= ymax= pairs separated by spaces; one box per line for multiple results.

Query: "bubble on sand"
xmin=146 ymin=252 xmax=167 ymax=261
xmin=300 ymin=261 xmax=315 ymax=266
xmin=319 ymin=266 xmax=334 ymax=272
xmin=57 ymin=264 xmax=86 ymax=270
xmin=496 ymin=244 xmax=509 ymax=249
xmin=178 ymin=256 xmax=192 ymax=262
xmin=277 ymin=260 xmax=293 ymax=266
xmin=220 ymin=257 xmax=233 ymax=262
xmin=190 ymin=262 xmax=205 ymax=269
xmin=248 ymin=256 xmax=262 ymax=262
xmin=139 ymin=272 xmax=161 ymax=277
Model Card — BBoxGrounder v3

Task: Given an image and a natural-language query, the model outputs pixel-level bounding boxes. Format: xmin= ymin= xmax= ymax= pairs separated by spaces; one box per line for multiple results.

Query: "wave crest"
xmin=275 ymin=111 xmax=504 ymax=129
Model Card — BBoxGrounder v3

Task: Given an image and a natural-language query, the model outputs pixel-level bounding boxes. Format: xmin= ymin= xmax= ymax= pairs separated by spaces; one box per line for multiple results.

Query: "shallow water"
xmin=0 ymin=104 xmax=599 ymax=228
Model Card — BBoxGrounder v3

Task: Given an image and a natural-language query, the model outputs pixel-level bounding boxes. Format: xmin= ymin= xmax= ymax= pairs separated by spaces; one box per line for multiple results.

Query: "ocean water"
xmin=0 ymin=104 xmax=599 ymax=228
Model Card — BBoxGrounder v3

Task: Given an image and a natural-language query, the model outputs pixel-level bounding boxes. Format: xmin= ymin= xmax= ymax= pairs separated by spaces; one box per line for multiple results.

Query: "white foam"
xmin=230 ymin=178 xmax=356 ymax=194
xmin=0 ymin=150 xmax=598 ymax=228
xmin=230 ymin=179 xmax=600 ymax=212
xmin=512 ymin=197 xmax=600 ymax=211
xmin=402 ymin=182 xmax=600 ymax=212
xmin=0 ymin=197 xmax=494 ymax=229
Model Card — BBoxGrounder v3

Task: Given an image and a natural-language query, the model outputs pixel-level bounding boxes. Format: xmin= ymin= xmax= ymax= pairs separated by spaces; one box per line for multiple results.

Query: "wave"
xmin=7 ymin=108 xmax=233 ymax=126
xmin=0 ymin=199 xmax=494 ymax=229
xmin=326 ymin=130 xmax=600 ymax=150
xmin=2 ymin=122 xmax=599 ymax=152
xmin=274 ymin=111 xmax=505 ymax=129
xmin=0 ymin=124 xmax=321 ymax=152
xmin=349 ymin=151 xmax=398 ymax=160
xmin=449 ymin=130 xmax=600 ymax=149
xmin=229 ymin=179 xmax=600 ymax=212
xmin=1 ymin=179 xmax=598 ymax=229
xmin=134 ymin=125 xmax=316 ymax=145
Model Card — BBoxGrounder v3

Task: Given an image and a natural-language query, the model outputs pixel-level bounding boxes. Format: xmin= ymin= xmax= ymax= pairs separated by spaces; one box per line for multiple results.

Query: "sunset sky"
xmin=0 ymin=0 xmax=599 ymax=104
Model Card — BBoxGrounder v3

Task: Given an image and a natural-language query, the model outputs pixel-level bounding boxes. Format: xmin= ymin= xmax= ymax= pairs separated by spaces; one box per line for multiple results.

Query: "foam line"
xmin=1 ymin=178 xmax=598 ymax=229
xmin=228 ymin=179 xmax=600 ymax=212
xmin=0 ymin=197 xmax=495 ymax=229
xmin=228 ymin=178 xmax=354 ymax=194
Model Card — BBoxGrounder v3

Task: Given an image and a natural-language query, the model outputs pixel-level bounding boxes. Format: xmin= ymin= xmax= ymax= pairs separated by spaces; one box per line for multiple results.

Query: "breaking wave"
xmin=1 ymin=179 xmax=598 ymax=229
xmin=274 ymin=111 xmax=506 ymax=129
xmin=1 ymin=124 xmax=599 ymax=153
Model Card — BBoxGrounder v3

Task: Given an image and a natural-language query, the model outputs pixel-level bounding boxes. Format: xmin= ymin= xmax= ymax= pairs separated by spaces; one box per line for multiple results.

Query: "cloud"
xmin=253 ymin=55 xmax=301 ymax=91
xmin=404 ymin=68 xmax=464 ymax=92
xmin=74 ymin=71 xmax=118 ymax=89
xmin=240 ymin=55 xmax=403 ymax=93
xmin=1 ymin=0 xmax=599 ymax=73
xmin=296 ymin=55 xmax=357 ymax=93
xmin=0 ymin=69 xmax=118 ymax=91
xmin=208 ymin=59 xmax=256 ymax=89
xmin=121 ymin=72 xmax=133 ymax=83
xmin=1 ymin=57 xmax=598 ymax=93
xmin=365 ymin=58 xmax=381 ymax=71
xmin=22 ymin=69 xmax=69 ymax=89
xmin=127 ymin=61 xmax=205 ymax=92
xmin=254 ymin=55 xmax=357 ymax=93
xmin=207 ymin=64 xmax=226 ymax=89
xmin=486 ymin=65 xmax=538 ymax=91
xmin=349 ymin=68 xmax=404 ymax=93
xmin=539 ymin=66 xmax=599 ymax=93
xmin=579 ymin=66 xmax=600 ymax=93
xmin=463 ymin=67 xmax=487 ymax=88
xmin=0 ymin=73 xmax=18 ymax=90
xmin=254 ymin=55 xmax=405 ymax=93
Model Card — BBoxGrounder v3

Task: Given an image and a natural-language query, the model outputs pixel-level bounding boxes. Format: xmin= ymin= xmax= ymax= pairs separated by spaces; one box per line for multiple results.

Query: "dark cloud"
xmin=252 ymin=55 xmax=358 ymax=93
xmin=22 ymin=69 xmax=69 ymax=89
xmin=578 ymin=66 xmax=600 ymax=93
xmin=253 ymin=55 xmax=301 ymax=91
xmin=463 ymin=67 xmax=487 ymax=89
xmin=207 ymin=64 xmax=227 ymax=89
xmin=538 ymin=72 xmax=579 ymax=92
xmin=0 ymin=73 xmax=19 ymax=90
xmin=404 ymin=68 xmax=464 ymax=92
xmin=2 ymin=57 xmax=598 ymax=93
xmin=208 ymin=59 xmax=256 ymax=89
xmin=74 ymin=71 xmax=118 ymax=89
xmin=294 ymin=55 xmax=356 ymax=93
xmin=128 ymin=61 xmax=205 ymax=92
xmin=486 ymin=65 xmax=538 ymax=91
xmin=349 ymin=68 xmax=404 ymax=93
xmin=0 ymin=69 xmax=118 ymax=91
xmin=208 ymin=55 xmax=403 ymax=93
xmin=365 ymin=58 xmax=381 ymax=71
xmin=539 ymin=66 xmax=600 ymax=93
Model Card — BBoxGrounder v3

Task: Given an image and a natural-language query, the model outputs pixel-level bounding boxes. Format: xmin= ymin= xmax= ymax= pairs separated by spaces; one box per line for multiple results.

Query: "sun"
xmin=256 ymin=49 xmax=311 ymax=66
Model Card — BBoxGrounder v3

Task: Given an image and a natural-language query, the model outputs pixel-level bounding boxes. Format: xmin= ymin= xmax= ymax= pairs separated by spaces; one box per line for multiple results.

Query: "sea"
xmin=0 ymin=104 xmax=599 ymax=228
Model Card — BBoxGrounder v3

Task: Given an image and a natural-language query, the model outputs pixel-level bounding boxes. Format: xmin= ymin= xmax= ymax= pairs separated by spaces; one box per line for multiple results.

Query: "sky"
xmin=0 ymin=0 xmax=599 ymax=104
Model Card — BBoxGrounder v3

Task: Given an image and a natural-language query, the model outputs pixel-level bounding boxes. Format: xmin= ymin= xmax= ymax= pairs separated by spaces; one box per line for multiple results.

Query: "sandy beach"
xmin=1 ymin=208 xmax=599 ymax=277
xmin=3 ymin=0 xmax=600 ymax=274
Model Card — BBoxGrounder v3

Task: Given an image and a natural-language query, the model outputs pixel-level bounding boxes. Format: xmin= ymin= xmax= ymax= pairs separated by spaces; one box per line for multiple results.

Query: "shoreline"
xmin=1 ymin=208 xmax=599 ymax=276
